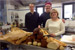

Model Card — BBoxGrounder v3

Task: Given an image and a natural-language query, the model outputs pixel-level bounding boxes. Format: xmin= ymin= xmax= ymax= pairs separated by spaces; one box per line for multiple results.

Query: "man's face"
xmin=45 ymin=4 xmax=52 ymax=12
xmin=29 ymin=4 xmax=34 ymax=11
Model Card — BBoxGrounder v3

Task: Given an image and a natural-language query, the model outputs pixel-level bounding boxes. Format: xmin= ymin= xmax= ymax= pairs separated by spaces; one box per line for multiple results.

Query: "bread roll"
xmin=37 ymin=42 xmax=41 ymax=46
xmin=33 ymin=41 xmax=37 ymax=46
xmin=28 ymin=42 xmax=32 ymax=45
xmin=59 ymin=46 xmax=65 ymax=50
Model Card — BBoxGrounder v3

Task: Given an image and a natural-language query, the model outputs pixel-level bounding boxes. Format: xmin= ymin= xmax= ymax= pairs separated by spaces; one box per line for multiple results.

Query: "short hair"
xmin=50 ymin=9 xmax=59 ymax=17
xmin=29 ymin=3 xmax=34 ymax=6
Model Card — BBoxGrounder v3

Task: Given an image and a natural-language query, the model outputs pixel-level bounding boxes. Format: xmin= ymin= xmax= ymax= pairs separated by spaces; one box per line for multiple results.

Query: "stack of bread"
xmin=0 ymin=27 xmax=32 ymax=45
xmin=0 ymin=27 xmax=67 ymax=50
xmin=23 ymin=28 xmax=67 ymax=50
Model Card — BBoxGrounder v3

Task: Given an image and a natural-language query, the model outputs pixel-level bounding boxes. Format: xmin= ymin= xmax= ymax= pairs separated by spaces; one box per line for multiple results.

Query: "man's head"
xmin=45 ymin=2 xmax=52 ymax=13
xmin=29 ymin=3 xmax=34 ymax=12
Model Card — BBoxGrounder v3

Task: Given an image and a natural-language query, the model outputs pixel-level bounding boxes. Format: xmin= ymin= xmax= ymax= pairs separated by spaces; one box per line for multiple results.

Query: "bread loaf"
xmin=47 ymin=42 xmax=59 ymax=50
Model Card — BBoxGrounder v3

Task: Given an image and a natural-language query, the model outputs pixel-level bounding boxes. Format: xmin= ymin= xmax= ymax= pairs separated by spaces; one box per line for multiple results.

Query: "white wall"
xmin=17 ymin=9 xmax=30 ymax=24
xmin=52 ymin=3 xmax=62 ymax=19
xmin=6 ymin=4 xmax=15 ymax=23
xmin=16 ymin=6 xmax=30 ymax=25
xmin=6 ymin=4 xmax=30 ymax=25
xmin=6 ymin=3 xmax=62 ymax=26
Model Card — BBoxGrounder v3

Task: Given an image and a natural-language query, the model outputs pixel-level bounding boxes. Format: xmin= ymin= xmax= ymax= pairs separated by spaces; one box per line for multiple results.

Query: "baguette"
xmin=50 ymin=37 xmax=67 ymax=46
xmin=5 ymin=38 xmax=16 ymax=44
xmin=16 ymin=36 xmax=28 ymax=45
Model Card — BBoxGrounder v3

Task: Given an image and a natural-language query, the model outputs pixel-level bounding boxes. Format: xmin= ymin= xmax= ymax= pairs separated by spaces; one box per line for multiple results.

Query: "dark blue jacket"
xmin=39 ymin=12 xmax=51 ymax=27
xmin=25 ymin=12 xmax=39 ymax=32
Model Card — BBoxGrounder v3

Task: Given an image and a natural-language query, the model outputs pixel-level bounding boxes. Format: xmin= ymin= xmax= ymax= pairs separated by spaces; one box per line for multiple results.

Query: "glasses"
xmin=45 ymin=5 xmax=51 ymax=7
xmin=51 ymin=12 xmax=57 ymax=14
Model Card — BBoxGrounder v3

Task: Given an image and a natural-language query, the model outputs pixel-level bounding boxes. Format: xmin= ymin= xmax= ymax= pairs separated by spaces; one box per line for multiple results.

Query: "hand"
xmin=62 ymin=19 xmax=65 ymax=23
xmin=50 ymin=33 xmax=56 ymax=37
xmin=38 ymin=25 xmax=40 ymax=28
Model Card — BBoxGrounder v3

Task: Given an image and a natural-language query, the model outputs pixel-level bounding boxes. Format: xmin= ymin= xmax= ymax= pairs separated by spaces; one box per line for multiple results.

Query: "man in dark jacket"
xmin=25 ymin=3 xmax=39 ymax=32
xmin=38 ymin=2 xmax=52 ymax=27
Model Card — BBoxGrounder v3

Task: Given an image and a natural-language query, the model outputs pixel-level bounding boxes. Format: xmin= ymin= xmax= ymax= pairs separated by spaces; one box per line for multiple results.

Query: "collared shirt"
xmin=25 ymin=12 xmax=39 ymax=32
xmin=39 ymin=12 xmax=51 ymax=27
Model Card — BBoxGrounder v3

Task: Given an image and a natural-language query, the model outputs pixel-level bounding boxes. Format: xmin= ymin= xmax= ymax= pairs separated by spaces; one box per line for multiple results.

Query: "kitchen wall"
xmin=6 ymin=4 xmax=15 ymax=23
xmin=6 ymin=3 xmax=62 ymax=26
xmin=52 ymin=3 xmax=62 ymax=19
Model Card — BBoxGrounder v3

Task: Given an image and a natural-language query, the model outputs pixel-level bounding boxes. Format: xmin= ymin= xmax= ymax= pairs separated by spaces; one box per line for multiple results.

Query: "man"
xmin=38 ymin=2 xmax=52 ymax=27
xmin=25 ymin=3 xmax=39 ymax=32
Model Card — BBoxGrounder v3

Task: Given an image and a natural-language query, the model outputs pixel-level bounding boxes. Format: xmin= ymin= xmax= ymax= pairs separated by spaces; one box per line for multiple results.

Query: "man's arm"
xmin=38 ymin=14 xmax=43 ymax=27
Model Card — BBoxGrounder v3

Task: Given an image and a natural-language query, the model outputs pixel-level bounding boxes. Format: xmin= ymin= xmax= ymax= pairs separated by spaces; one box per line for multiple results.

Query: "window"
xmin=37 ymin=7 xmax=43 ymax=15
xmin=36 ymin=6 xmax=44 ymax=16
xmin=0 ymin=0 xmax=7 ymax=24
xmin=62 ymin=2 xmax=74 ymax=20
xmin=64 ymin=4 xmax=73 ymax=19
